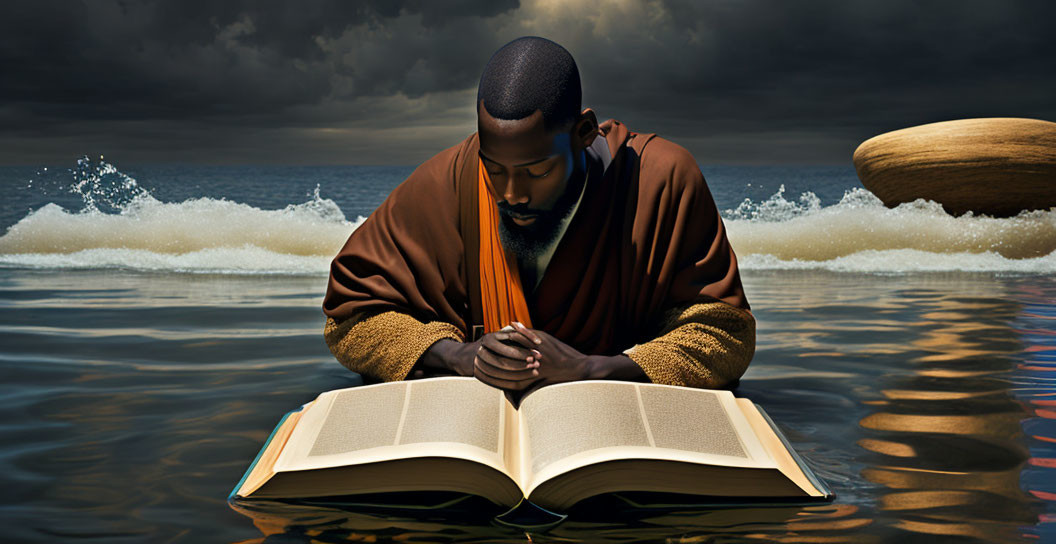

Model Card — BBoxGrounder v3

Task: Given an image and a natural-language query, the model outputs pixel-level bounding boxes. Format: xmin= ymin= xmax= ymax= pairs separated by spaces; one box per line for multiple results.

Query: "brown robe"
xmin=324 ymin=119 xmax=749 ymax=359
xmin=325 ymin=118 xmax=747 ymax=373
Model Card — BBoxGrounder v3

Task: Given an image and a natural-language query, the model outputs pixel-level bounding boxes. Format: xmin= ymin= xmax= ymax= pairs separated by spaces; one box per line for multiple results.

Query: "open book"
xmin=231 ymin=377 xmax=831 ymax=512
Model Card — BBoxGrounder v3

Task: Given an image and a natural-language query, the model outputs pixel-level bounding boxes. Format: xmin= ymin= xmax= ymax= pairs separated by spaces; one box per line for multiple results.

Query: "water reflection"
xmin=229 ymin=496 xmax=874 ymax=543
xmin=852 ymin=278 xmax=1044 ymax=542
xmin=0 ymin=269 xmax=1052 ymax=542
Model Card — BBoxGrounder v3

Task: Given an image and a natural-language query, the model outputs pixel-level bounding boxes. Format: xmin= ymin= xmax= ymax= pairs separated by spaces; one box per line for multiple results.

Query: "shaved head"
xmin=476 ymin=36 xmax=582 ymax=132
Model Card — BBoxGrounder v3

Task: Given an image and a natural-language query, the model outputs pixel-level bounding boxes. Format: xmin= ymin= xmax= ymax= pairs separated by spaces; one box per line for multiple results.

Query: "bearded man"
xmin=323 ymin=36 xmax=755 ymax=399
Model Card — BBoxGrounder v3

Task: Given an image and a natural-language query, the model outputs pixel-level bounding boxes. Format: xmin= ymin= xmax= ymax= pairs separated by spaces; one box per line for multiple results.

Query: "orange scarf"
xmin=478 ymin=158 xmax=533 ymax=332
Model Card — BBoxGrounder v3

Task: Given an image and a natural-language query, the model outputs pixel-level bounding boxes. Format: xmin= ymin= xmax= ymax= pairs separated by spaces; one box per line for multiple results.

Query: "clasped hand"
xmin=473 ymin=322 xmax=593 ymax=401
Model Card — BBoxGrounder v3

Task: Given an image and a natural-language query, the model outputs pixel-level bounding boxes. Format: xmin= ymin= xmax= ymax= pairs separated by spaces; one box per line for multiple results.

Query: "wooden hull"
xmin=852 ymin=118 xmax=1056 ymax=217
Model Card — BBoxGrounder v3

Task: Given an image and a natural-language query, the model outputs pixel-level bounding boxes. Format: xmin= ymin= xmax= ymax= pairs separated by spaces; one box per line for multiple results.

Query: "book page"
xmin=635 ymin=383 xmax=770 ymax=463
xmin=237 ymin=408 xmax=305 ymax=497
xmin=519 ymin=381 xmax=651 ymax=478
xmin=637 ymin=384 xmax=746 ymax=458
xmin=396 ymin=378 xmax=504 ymax=452
xmin=518 ymin=381 xmax=774 ymax=493
xmin=275 ymin=378 xmax=509 ymax=473
xmin=308 ymin=382 xmax=407 ymax=457
xmin=736 ymin=398 xmax=824 ymax=497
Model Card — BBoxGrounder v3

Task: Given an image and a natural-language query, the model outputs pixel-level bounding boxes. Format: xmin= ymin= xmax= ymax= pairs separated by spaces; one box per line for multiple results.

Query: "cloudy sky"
xmin=2 ymin=0 xmax=1053 ymax=165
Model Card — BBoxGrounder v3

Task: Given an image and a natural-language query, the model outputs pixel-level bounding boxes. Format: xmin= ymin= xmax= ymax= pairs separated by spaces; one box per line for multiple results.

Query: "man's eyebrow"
xmin=478 ymin=150 xmax=555 ymax=168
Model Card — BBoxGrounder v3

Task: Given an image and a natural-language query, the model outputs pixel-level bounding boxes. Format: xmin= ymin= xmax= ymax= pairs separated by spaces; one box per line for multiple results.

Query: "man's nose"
xmin=502 ymin=174 xmax=530 ymax=205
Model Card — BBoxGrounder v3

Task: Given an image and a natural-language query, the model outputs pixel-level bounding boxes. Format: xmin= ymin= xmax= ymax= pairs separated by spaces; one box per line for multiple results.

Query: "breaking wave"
xmin=1 ymin=158 xmax=1053 ymax=274
xmin=725 ymin=185 xmax=1056 ymax=273
xmin=0 ymin=157 xmax=363 ymax=274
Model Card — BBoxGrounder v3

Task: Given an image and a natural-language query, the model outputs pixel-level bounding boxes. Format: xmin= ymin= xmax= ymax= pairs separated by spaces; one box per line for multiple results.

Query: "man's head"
xmin=477 ymin=36 xmax=600 ymax=261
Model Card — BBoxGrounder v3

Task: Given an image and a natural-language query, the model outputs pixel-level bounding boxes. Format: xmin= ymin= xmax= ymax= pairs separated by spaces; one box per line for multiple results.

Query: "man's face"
xmin=478 ymin=101 xmax=586 ymax=259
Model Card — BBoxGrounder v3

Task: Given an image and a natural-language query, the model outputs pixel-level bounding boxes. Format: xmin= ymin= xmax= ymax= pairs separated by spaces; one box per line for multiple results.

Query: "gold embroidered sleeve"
xmin=323 ymin=311 xmax=465 ymax=382
xmin=626 ymin=301 xmax=756 ymax=389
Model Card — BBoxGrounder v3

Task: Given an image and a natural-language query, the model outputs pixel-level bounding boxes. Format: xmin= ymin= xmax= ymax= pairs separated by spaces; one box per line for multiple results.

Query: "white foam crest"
xmin=740 ymin=249 xmax=1056 ymax=273
xmin=3 ymin=157 xmax=364 ymax=274
xmin=725 ymin=184 xmax=824 ymax=222
xmin=7 ymin=157 xmax=1055 ymax=274
xmin=0 ymin=192 xmax=364 ymax=259
xmin=726 ymin=187 xmax=1056 ymax=272
xmin=0 ymin=247 xmax=334 ymax=275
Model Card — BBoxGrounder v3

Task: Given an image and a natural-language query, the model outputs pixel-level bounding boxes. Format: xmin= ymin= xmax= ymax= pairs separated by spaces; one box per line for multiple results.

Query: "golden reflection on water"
xmin=859 ymin=412 xmax=1025 ymax=436
xmin=880 ymin=389 xmax=1003 ymax=400
xmin=852 ymin=278 xmax=1043 ymax=542
xmin=857 ymin=439 xmax=916 ymax=458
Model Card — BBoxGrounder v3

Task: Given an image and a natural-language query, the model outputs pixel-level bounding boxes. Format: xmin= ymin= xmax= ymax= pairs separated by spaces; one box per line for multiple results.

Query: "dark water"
xmin=1 ymin=268 xmax=1053 ymax=542
xmin=1 ymin=158 xmax=1053 ymax=541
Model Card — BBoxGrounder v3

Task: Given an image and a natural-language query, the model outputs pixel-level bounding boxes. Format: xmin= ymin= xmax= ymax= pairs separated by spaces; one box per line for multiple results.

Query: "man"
xmin=323 ymin=37 xmax=754 ymax=399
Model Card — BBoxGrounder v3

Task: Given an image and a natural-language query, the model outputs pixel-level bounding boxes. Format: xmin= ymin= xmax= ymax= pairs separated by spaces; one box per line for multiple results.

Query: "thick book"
xmin=230 ymin=377 xmax=831 ymax=512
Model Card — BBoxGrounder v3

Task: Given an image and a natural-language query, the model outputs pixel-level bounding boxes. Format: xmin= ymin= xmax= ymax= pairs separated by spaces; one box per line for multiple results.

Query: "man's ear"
xmin=574 ymin=108 xmax=599 ymax=148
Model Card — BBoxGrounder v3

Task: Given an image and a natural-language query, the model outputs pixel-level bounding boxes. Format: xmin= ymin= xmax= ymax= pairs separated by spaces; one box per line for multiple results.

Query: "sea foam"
xmin=0 ymin=195 xmax=363 ymax=274
xmin=2 ymin=160 xmax=1054 ymax=275
xmin=725 ymin=186 xmax=1056 ymax=273
xmin=1 ymin=158 xmax=363 ymax=274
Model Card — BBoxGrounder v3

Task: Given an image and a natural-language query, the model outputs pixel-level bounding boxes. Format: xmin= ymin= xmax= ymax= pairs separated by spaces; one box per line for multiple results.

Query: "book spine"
xmin=227 ymin=408 xmax=302 ymax=501
xmin=754 ymin=404 xmax=833 ymax=500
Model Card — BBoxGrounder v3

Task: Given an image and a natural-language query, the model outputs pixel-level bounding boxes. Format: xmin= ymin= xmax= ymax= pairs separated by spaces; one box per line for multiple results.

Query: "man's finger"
xmin=477 ymin=341 xmax=538 ymax=370
xmin=475 ymin=348 xmax=539 ymax=377
xmin=474 ymin=357 xmax=538 ymax=391
xmin=512 ymin=321 xmax=543 ymax=345
xmin=481 ymin=333 xmax=534 ymax=360
xmin=491 ymin=329 xmax=537 ymax=351
xmin=475 ymin=354 xmax=540 ymax=383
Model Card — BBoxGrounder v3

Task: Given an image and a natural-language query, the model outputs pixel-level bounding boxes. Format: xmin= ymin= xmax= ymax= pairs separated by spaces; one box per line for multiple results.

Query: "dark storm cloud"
xmin=0 ymin=0 xmax=515 ymax=123
xmin=1 ymin=0 xmax=1054 ymax=165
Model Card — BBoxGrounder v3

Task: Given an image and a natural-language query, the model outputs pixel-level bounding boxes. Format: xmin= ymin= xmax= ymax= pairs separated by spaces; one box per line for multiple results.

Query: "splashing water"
xmin=724 ymin=186 xmax=1056 ymax=272
xmin=724 ymin=184 xmax=826 ymax=222
xmin=1 ymin=158 xmax=1054 ymax=274
xmin=0 ymin=157 xmax=364 ymax=274
xmin=69 ymin=155 xmax=150 ymax=213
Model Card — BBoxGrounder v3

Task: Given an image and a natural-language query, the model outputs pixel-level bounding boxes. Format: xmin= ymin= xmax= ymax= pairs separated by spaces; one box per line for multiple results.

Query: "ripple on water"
xmin=0 ymin=268 xmax=1053 ymax=541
